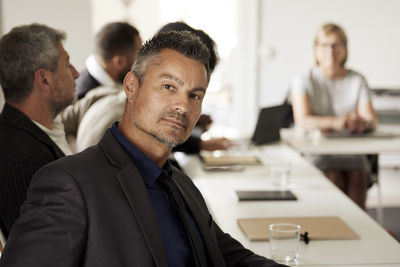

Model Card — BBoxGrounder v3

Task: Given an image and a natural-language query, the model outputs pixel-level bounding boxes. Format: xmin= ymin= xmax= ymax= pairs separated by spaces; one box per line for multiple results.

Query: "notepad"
xmin=237 ymin=216 xmax=360 ymax=241
xmin=236 ymin=190 xmax=297 ymax=201
xmin=203 ymin=165 xmax=245 ymax=172
xmin=200 ymin=154 xmax=261 ymax=166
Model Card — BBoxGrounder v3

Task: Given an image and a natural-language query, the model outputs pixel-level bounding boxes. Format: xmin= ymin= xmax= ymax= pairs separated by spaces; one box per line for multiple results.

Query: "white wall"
xmin=90 ymin=0 xmax=159 ymax=42
xmin=0 ymin=0 xmax=161 ymax=72
xmin=258 ymin=0 xmax=400 ymax=107
xmin=230 ymin=0 xmax=260 ymax=136
xmin=1 ymin=0 xmax=93 ymax=71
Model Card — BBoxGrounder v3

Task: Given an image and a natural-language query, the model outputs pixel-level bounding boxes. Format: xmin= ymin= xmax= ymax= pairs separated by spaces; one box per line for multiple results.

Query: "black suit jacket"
xmin=75 ymin=68 xmax=100 ymax=99
xmin=0 ymin=131 xmax=285 ymax=267
xmin=0 ymin=104 xmax=65 ymax=238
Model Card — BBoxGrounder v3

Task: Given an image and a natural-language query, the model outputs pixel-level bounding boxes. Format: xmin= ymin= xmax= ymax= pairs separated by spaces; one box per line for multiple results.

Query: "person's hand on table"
xmin=344 ymin=113 xmax=373 ymax=134
xmin=200 ymin=137 xmax=232 ymax=151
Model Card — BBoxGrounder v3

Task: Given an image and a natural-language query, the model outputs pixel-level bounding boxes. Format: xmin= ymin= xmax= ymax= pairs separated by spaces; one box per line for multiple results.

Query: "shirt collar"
xmin=110 ymin=122 xmax=172 ymax=187
xmin=86 ymin=55 xmax=119 ymax=88
xmin=32 ymin=116 xmax=72 ymax=156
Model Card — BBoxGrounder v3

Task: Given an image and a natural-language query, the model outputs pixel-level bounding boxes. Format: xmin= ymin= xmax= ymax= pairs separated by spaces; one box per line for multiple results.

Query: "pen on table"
xmin=300 ymin=231 xmax=310 ymax=244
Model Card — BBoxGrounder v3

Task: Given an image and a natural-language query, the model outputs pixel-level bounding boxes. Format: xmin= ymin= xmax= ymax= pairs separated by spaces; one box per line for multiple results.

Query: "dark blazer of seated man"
xmin=0 ymin=31 xmax=286 ymax=267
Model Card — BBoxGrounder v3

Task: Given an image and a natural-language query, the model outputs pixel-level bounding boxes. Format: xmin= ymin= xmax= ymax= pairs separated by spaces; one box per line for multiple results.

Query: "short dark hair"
xmin=157 ymin=21 xmax=219 ymax=73
xmin=132 ymin=31 xmax=211 ymax=85
xmin=0 ymin=23 xmax=66 ymax=102
xmin=95 ymin=22 xmax=140 ymax=62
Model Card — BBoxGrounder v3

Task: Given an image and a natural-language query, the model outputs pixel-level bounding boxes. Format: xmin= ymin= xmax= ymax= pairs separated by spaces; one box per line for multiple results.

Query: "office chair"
xmin=367 ymin=154 xmax=379 ymax=189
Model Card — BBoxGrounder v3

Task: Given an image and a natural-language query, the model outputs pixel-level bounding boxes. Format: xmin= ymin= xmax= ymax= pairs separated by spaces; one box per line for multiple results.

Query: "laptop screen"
xmin=251 ymin=103 xmax=293 ymax=145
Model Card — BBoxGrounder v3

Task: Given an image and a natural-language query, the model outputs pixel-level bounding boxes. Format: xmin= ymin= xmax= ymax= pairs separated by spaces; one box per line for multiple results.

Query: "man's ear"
xmin=112 ymin=54 xmax=127 ymax=70
xmin=124 ymin=71 xmax=139 ymax=103
xmin=33 ymin=68 xmax=52 ymax=96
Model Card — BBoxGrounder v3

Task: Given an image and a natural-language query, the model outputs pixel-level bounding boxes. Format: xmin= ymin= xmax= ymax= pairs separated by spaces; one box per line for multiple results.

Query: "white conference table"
xmin=280 ymin=125 xmax=400 ymax=155
xmin=175 ymin=143 xmax=400 ymax=266
xmin=280 ymin=125 xmax=400 ymax=225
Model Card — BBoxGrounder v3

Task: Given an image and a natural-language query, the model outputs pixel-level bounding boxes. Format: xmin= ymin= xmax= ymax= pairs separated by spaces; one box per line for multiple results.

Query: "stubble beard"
xmin=49 ymin=89 xmax=75 ymax=117
xmin=131 ymin=110 xmax=190 ymax=147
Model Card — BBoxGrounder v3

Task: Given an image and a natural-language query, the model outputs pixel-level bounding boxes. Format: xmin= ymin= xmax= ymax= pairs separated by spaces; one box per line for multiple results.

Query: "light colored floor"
xmin=367 ymin=166 xmax=400 ymax=208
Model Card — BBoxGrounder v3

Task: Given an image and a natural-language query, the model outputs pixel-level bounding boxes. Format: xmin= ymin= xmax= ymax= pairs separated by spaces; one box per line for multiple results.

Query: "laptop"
xmin=199 ymin=103 xmax=292 ymax=171
xmin=251 ymin=103 xmax=293 ymax=145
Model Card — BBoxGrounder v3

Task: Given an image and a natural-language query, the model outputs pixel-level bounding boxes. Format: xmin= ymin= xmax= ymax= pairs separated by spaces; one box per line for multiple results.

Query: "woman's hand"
xmin=343 ymin=113 xmax=372 ymax=134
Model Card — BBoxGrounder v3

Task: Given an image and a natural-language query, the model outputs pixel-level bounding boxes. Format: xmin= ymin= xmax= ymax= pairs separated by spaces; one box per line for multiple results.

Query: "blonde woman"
xmin=291 ymin=23 xmax=378 ymax=209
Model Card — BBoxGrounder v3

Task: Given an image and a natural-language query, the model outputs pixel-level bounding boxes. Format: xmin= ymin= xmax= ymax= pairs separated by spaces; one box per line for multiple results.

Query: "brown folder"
xmin=237 ymin=216 xmax=360 ymax=241
xmin=200 ymin=154 xmax=262 ymax=166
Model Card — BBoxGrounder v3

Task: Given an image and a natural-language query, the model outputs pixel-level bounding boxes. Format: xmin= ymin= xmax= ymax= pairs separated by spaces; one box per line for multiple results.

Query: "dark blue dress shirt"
xmin=110 ymin=123 xmax=204 ymax=267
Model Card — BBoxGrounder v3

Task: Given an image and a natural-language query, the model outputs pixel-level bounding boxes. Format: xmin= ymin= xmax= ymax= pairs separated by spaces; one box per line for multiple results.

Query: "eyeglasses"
xmin=317 ymin=42 xmax=345 ymax=51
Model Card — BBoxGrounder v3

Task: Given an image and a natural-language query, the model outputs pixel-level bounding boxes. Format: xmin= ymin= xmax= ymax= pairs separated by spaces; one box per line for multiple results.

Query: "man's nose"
xmin=72 ymin=65 xmax=80 ymax=79
xmin=173 ymin=94 xmax=189 ymax=114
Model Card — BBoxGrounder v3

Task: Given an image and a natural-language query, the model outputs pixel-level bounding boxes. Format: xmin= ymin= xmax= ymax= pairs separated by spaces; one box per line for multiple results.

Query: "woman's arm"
xmin=291 ymin=92 xmax=347 ymax=131
xmin=357 ymin=101 xmax=378 ymax=132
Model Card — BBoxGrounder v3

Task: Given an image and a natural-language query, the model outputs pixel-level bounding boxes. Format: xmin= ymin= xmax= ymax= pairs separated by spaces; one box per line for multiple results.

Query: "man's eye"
xmin=190 ymin=93 xmax=201 ymax=100
xmin=163 ymin=84 xmax=173 ymax=90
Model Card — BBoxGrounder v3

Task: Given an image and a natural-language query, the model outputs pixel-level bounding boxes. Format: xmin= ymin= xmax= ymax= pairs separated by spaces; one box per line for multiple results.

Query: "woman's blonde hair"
xmin=314 ymin=22 xmax=348 ymax=66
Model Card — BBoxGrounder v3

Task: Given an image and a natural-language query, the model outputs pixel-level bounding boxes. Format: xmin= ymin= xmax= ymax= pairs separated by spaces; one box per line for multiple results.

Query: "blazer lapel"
xmin=172 ymin=171 xmax=226 ymax=266
xmin=99 ymin=132 xmax=168 ymax=267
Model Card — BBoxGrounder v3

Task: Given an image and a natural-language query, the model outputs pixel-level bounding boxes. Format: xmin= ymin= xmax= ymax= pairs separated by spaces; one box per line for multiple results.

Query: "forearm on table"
xmin=358 ymin=101 xmax=379 ymax=131
xmin=295 ymin=115 xmax=343 ymax=132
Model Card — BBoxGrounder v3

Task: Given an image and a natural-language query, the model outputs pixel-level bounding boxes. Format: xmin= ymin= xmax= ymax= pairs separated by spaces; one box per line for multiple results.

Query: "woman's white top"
xmin=290 ymin=66 xmax=372 ymax=172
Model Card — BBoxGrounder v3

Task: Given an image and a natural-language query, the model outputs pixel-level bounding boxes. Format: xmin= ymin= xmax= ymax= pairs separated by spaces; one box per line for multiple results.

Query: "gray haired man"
xmin=0 ymin=23 xmax=79 ymax=238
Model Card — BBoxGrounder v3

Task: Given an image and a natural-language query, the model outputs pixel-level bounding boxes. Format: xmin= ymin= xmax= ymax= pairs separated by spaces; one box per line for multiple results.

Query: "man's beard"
xmin=132 ymin=110 xmax=190 ymax=147
xmin=49 ymin=91 xmax=75 ymax=117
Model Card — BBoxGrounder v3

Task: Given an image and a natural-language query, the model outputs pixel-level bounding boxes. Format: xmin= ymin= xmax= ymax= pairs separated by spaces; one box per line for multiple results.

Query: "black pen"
xmin=300 ymin=231 xmax=310 ymax=244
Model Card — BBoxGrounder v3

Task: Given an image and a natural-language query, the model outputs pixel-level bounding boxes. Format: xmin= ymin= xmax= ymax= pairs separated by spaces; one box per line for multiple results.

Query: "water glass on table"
xmin=269 ymin=223 xmax=300 ymax=265
xmin=268 ymin=160 xmax=291 ymax=188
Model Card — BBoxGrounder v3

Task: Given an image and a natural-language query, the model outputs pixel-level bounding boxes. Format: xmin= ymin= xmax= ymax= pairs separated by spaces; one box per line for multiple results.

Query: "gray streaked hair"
xmin=132 ymin=30 xmax=211 ymax=86
xmin=0 ymin=23 xmax=66 ymax=102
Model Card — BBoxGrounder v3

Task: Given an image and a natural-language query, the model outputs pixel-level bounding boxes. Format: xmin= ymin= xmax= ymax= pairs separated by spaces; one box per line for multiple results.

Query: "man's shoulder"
xmin=0 ymin=117 xmax=28 ymax=139
xmin=49 ymin=145 xmax=106 ymax=170
xmin=47 ymin=140 xmax=121 ymax=173
xmin=0 ymin=119 xmax=54 ymax=161
xmin=0 ymin=104 xmax=38 ymax=134
xmin=32 ymin=143 xmax=124 ymax=194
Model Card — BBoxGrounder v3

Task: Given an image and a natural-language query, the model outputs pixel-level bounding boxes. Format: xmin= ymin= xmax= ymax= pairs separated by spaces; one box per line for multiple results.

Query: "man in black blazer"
xmin=0 ymin=31 xmax=285 ymax=266
xmin=0 ymin=24 xmax=80 ymax=238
